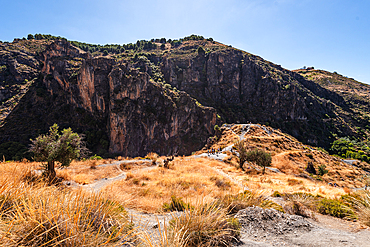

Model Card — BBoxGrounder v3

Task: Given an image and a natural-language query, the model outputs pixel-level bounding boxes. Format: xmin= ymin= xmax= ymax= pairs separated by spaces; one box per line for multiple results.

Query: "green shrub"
xmin=246 ymin=149 xmax=272 ymax=174
xmin=163 ymin=195 xmax=192 ymax=212
xmin=27 ymin=34 xmax=34 ymax=40
xmin=318 ymin=164 xmax=329 ymax=176
xmin=90 ymin=154 xmax=103 ymax=160
xmin=30 ymin=124 xmax=85 ymax=182
xmin=317 ymin=198 xmax=354 ymax=218
xmin=0 ymin=142 xmax=30 ymax=161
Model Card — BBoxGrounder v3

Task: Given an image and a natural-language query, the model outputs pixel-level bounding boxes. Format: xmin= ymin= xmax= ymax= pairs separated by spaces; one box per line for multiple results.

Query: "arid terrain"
xmin=1 ymin=124 xmax=369 ymax=246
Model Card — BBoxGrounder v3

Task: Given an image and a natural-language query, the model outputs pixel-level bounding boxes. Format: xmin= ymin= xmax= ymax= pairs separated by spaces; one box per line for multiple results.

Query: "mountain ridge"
xmin=0 ymin=35 xmax=369 ymax=160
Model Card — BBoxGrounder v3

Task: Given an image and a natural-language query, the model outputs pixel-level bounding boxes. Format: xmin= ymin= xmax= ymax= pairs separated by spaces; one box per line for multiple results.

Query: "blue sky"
xmin=1 ymin=0 xmax=369 ymax=84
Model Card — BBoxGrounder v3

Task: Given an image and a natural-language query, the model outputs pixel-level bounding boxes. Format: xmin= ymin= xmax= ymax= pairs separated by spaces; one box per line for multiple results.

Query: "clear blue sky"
xmin=1 ymin=0 xmax=369 ymax=84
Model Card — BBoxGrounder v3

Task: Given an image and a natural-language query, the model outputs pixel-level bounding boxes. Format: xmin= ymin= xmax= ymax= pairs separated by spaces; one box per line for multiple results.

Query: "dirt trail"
xmin=83 ymin=160 xmax=154 ymax=193
xmin=196 ymin=124 xmax=269 ymax=161
xmin=210 ymin=166 xmax=250 ymax=191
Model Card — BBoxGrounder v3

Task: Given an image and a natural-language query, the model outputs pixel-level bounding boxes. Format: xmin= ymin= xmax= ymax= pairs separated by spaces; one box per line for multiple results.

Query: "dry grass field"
xmin=1 ymin=124 xmax=370 ymax=246
xmin=0 ymin=161 xmax=134 ymax=246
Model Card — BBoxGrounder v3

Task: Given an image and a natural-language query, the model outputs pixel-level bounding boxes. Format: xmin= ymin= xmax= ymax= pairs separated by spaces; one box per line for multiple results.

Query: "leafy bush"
xmin=233 ymin=140 xmax=248 ymax=171
xmin=181 ymin=34 xmax=205 ymax=41
xmin=330 ymin=137 xmax=370 ymax=163
xmin=30 ymin=124 xmax=85 ymax=182
xmin=0 ymin=141 xmax=31 ymax=161
xmin=89 ymin=154 xmax=103 ymax=160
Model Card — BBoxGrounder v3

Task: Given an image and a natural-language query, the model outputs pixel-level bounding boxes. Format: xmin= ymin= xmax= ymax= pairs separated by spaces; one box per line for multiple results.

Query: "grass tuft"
xmin=170 ymin=202 xmax=240 ymax=247
xmin=163 ymin=195 xmax=192 ymax=212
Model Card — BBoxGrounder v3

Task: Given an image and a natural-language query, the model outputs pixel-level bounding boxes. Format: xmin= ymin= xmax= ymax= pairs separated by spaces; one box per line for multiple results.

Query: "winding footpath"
xmin=83 ymin=160 xmax=154 ymax=193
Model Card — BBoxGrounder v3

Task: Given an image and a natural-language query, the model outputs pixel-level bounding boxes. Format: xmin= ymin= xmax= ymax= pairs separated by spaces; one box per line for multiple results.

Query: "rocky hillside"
xmin=201 ymin=123 xmax=369 ymax=188
xmin=294 ymin=68 xmax=370 ymax=139
xmin=0 ymin=35 xmax=369 ymax=159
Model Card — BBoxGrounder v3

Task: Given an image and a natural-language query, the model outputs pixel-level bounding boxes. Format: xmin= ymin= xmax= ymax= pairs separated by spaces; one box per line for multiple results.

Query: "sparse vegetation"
xmin=0 ymin=161 xmax=133 ymax=246
xmin=318 ymin=164 xmax=329 ymax=176
xmin=330 ymin=137 xmax=370 ymax=163
xmin=317 ymin=198 xmax=354 ymax=218
xmin=163 ymin=195 xmax=192 ymax=212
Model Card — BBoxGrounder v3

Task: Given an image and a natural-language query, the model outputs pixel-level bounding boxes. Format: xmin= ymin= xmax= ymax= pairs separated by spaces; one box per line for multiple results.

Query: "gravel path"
xmin=234 ymin=206 xmax=370 ymax=247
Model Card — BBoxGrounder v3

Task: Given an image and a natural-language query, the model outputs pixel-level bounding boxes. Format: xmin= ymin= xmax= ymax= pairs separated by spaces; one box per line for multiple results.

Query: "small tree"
xmin=246 ymin=149 xmax=272 ymax=174
xmin=234 ymin=140 xmax=248 ymax=171
xmin=30 ymin=124 xmax=84 ymax=182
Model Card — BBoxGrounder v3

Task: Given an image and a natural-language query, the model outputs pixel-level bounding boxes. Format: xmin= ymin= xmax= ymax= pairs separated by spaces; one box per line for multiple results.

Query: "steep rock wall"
xmin=108 ymin=64 xmax=217 ymax=156
xmin=28 ymin=40 xmax=217 ymax=156
xmin=161 ymin=48 xmax=337 ymax=147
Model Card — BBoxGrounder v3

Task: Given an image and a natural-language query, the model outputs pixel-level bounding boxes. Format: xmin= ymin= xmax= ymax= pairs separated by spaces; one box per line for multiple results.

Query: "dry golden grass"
xmin=1 ymin=145 xmax=369 ymax=246
xmin=56 ymin=159 xmax=122 ymax=184
xmin=102 ymin=158 xmax=242 ymax=213
xmin=169 ymin=202 xmax=240 ymax=247
xmin=97 ymin=155 xmax=351 ymax=213
xmin=137 ymin=202 xmax=240 ymax=247
xmin=0 ymin=161 xmax=134 ymax=246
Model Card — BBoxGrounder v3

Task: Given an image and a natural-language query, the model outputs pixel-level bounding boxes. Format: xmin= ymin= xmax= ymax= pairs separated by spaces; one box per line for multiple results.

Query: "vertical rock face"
xmin=108 ymin=64 xmax=217 ymax=156
xmin=25 ymin=40 xmax=217 ymax=156
xmin=160 ymin=48 xmax=336 ymax=146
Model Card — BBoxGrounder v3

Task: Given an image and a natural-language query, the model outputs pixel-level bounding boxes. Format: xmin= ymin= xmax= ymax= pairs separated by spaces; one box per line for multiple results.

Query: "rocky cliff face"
xmin=0 ymin=39 xmax=217 ymax=157
xmin=0 ymin=36 xmax=369 ymax=159
xmin=160 ymin=46 xmax=340 ymax=147
xmin=108 ymin=64 xmax=216 ymax=156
